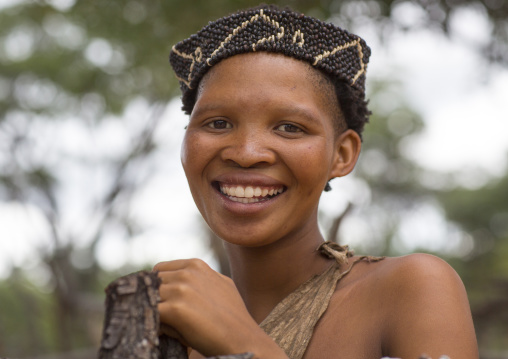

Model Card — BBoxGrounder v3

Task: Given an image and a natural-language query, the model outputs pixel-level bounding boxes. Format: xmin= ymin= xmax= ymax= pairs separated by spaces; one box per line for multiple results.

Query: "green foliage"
xmin=439 ymin=170 xmax=508 ymax=352
xmin=360 ymin=79 xmax=426 ymax=195
xmin=0 ymin=270 xmax=59 ymax=354
xmin=440 ymin=173 xmax=508 ymax=234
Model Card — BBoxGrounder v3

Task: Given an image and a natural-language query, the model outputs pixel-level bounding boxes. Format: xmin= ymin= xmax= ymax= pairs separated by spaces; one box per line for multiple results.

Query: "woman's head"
xmin=180 ymin=52 xmax=361 ymax=246
xmin=170 ymin=5 xmax=367 ymax=245
xmin=170 ymin=4 xmax=371 ymax=138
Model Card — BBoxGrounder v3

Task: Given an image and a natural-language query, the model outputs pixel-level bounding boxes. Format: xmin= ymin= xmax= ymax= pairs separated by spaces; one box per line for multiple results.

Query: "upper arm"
xmin=382 ymin=253 xmax=478 ymax=359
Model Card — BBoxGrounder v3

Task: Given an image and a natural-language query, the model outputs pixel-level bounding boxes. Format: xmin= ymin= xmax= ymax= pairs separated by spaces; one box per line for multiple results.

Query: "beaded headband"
xmin=169 ymin=6 xmax=370 ymax=106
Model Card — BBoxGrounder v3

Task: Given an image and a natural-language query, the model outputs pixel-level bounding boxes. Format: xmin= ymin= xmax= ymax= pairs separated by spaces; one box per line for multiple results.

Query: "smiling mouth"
xmin=214 ymin=182 xmax=286 ymax=204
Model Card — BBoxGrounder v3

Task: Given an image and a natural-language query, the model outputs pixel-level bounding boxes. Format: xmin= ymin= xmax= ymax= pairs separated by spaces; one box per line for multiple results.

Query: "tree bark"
xmin=98 ymin=271 xmax=253 ymax=359
xmin=98 ymin=270 xmax=186 ymax=359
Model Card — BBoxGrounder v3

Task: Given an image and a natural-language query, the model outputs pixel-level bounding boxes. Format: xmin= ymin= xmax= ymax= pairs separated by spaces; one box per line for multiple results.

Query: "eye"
xmin=275 ymin=124 xmax=302 ymax=133
xmin=207 ymin=119 xmax=232 ymax=129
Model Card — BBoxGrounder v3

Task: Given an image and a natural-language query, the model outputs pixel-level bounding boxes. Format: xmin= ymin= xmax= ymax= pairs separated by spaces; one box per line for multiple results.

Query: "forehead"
xmin=198 ymin=52 xmax=326 ymax=94
xmin=195 ymin=52 xmax=335 ymax=111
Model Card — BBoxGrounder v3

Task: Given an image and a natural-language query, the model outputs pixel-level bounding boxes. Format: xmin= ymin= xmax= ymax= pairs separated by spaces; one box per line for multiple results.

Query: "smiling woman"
xmin=181 ymin=52 xmax=358 ymax=248
xmin=154 ymin=4 xmax=479 ymax=359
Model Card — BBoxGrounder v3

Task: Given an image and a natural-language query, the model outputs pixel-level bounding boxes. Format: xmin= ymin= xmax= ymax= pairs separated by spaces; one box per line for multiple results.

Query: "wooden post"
xmin=98 ymin=271 xmax=253 ymax=359
xmin=98 ymin=271 xmax=187 ymax=359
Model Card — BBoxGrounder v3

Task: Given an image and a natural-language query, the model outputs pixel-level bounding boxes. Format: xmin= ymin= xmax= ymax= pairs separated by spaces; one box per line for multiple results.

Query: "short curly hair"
xmin=171 ymin=4 xmax=371 ymax=138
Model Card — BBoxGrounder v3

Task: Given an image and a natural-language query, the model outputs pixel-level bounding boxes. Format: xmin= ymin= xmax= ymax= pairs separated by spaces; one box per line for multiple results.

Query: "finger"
xmin=157 ymin=269 xmax=189 ymax=285
xmin=158 ymin=277 xmax=198 ymax=303
xmin=153 ymin=259 xmax=192 ymax=272
xmin=153 ymin=258 xmax=211 ymax=272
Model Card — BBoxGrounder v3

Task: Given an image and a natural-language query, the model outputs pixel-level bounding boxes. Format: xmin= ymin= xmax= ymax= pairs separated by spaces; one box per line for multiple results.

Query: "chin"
xmin=213 ymin=229 xmax=280 ymax=249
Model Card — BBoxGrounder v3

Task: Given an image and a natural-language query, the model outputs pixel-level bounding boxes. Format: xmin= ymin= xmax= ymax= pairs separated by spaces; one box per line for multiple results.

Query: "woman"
xmin=154 ymin=5 xmax=478 ymax=359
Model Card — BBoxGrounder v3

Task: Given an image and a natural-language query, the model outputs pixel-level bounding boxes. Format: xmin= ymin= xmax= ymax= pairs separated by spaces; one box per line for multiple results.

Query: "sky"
xmin=0 ymin=2 xmax=507 ymax=282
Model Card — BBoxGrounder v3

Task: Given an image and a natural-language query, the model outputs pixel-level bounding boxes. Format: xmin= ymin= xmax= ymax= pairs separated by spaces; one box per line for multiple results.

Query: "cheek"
xmin=180 ymin=132 xmax=194 ymax=170
xmin=286 ymin=142 xmax=334 ymax=190
xmin=181 ymin=132 xmax=220 ymax=215
xmin=181 ymin=131 xmax=215 ymax=175
xmin=181 ymin=132 xmax=211 ymax=191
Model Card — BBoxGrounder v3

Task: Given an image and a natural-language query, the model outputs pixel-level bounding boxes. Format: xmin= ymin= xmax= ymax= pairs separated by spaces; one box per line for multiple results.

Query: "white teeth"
xmin=229 ymin=196 xmax=261 ymax=203
xmin=219 ymin=184 xmax=285 ymax=201
xmin=244 ymin=186 xmax=254 ymax=198
xmin=235 ymin=186 xmax=245 ymax=197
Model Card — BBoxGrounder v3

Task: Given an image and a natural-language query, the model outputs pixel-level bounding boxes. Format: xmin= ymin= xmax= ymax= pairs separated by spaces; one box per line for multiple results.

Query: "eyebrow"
xmin=190 ymin=103 xmax=227 ymax=119
xmin=274 ymin=105 xmax=323 ymax=126
xmin=191 ymin=101 xmax=324 ymax=126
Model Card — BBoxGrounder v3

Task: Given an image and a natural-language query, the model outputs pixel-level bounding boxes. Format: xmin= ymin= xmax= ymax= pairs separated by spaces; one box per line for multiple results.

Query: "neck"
xmin=224 ymin=227 xmax=332 ymax=323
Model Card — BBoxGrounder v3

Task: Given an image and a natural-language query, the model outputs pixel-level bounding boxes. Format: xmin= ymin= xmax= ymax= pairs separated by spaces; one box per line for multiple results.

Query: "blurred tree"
xmin=326 ymin=78 xmax=429 ymax=256
xmin=1 ymin=0 xmax=507 ymax=357
xmin=439 ymin=170 xmax=508 ymax=353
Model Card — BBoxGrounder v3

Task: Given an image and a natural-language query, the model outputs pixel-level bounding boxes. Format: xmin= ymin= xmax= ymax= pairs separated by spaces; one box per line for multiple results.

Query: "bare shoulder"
xmin=340 ymin=253 xmax=465 ymax=299
xmin=304 ymin=254 xmax=478 ymax=359
xmin=375 ymin=252 xmax=463 ymax=291
xmin=369 ymin=253 xmax=479 ymax=359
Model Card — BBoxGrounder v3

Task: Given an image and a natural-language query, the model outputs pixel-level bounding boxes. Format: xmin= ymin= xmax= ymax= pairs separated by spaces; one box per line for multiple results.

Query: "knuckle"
xmin=175 ymin=268 xmax=193 ymax=282
xmin=161 ymin=281 xmax=192 ymax=300
xmin=187 ymin=258 xmax=208 ymax=270
xmin=172 ymin=282 xmax=192 ymax=298
xmin=160 ymin=301 xmax=186 ymax=322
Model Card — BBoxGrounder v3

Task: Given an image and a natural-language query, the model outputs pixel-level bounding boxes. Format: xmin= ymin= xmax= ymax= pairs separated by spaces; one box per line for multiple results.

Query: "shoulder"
xmin=340 ymin=253 xmax=470 ymax=323
xmin=370 ymin=253 xmax=470 ymax=324
xmin=368 ymin=253 xmax=478 ymax=358
xmin=376 ymin=252 xmax=463 ymax=294
xmin=342 ymin=253 xmax=462 ymax=299
xmin=307 ymin=254 xmax=477 ymax=358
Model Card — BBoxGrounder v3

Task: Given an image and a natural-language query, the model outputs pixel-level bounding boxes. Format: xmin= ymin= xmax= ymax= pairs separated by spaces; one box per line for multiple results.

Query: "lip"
xmin=212 ymin=172 xmax=287 ymax=215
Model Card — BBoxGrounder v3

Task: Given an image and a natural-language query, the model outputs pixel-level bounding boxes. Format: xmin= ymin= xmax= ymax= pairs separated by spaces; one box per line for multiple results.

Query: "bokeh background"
xmin=1 ymin=0 xmax=507 ymax=358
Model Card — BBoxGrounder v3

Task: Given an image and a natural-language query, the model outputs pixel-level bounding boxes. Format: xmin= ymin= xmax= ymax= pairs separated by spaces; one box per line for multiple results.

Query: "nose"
xmin=220 ymin=128 xmax=276 ymax=168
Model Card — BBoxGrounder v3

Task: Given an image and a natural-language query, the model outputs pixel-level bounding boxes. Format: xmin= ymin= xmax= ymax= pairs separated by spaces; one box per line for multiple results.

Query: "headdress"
xmin=169 ymin=5 xmax=371 ymax=109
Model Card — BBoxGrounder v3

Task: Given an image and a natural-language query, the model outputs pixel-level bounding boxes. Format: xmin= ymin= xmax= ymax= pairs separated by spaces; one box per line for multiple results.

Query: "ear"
xmin=329 ymin=129 xmax=362 ymax=179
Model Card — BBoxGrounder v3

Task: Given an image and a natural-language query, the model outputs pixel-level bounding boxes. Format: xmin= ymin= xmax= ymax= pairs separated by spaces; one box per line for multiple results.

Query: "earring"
xmin=324 ymin=182 xmax=332 ymax=192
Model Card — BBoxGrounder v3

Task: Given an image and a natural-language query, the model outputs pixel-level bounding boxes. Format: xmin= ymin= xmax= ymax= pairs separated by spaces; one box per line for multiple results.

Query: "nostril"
xmin=220 ymin=143 xmax=276 ymax=168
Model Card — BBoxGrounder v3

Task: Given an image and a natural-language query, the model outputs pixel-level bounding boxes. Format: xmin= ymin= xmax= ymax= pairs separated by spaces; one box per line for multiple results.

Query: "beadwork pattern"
xmin=169 ymin=6 xmax=370 ymax=104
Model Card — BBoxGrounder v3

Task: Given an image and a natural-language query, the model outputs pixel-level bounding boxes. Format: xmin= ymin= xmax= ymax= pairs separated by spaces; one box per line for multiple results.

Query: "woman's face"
xmin=181 ymin=52 xmax=358 ymax=247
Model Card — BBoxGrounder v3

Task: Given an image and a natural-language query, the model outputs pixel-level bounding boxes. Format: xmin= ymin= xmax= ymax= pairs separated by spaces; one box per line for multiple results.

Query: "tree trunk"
xmin=98 ymin=271 xmax=253 ymax=359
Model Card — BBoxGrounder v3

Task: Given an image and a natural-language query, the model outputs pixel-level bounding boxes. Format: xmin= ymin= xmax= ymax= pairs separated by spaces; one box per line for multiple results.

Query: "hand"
xmin=153 ymin=258 xmax=287 ymax=358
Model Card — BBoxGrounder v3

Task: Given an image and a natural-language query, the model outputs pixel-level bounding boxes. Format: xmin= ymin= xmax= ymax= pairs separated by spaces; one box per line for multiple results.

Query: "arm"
xmin=153 ymin=259 xmax=288 ymax=359
xmin=383 ymin=253 xmax=478 ymax=359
